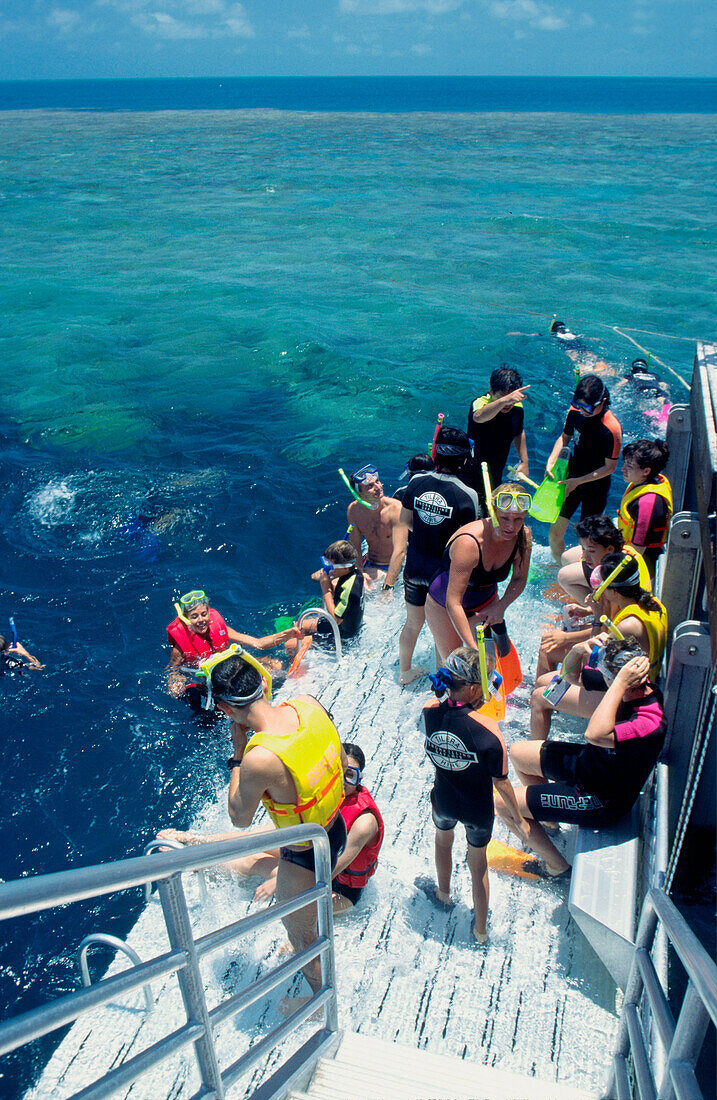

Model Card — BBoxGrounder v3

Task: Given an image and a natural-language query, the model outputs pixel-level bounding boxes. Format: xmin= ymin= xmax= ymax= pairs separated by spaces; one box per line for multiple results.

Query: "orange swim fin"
xmin=497 ymin=641 xmax=522 ymax=696
xmin=288 ymin=636 xmax=312 ymax=676
xmin=486 ymin=838 xmax=539 ymax=880
xmin=479 ymin=692 xmax=505 ymax=722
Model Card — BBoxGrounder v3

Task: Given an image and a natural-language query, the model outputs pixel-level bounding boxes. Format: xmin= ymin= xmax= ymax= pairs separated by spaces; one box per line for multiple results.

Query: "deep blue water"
xmin=1 ymin=76 xmax=716 ymax=113
xmin=0 ymin=97 xmax=715 ymax=1097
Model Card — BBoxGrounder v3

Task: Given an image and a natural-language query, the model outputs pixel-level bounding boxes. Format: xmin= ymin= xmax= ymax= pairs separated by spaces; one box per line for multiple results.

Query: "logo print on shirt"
xmin=425 ymin=731 xmax=478 ymax=771
xmin=415 ymin=492 xmax=453 ymax=527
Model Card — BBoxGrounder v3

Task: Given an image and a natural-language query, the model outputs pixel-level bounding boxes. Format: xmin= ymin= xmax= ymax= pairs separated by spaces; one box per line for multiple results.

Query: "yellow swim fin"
xmin=487 ymin=838 xmax=539 ymax=880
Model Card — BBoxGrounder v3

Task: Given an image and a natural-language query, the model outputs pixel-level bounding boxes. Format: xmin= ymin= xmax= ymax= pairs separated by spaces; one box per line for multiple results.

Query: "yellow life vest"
xmin=614 ymin=599 xmax=668 ymax=680
xmin=618 ymin=476 xmax=673 ymax=549
xmin=245 ymin=699 xmax=344 ymax=835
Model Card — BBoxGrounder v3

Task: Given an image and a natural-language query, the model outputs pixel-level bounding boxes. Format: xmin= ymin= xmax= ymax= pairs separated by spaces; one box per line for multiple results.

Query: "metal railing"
xmin=602 ymin=881 xmax=717 ymax=1100
xmin=0 ymin=826 xmax=340 ymax=1100
xmin=296 ymin=609 xmax=342 ymax=661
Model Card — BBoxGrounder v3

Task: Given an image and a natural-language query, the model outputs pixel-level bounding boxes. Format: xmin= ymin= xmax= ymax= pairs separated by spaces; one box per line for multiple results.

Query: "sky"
xmin=0 ymin=0 xmax=715 ymax=80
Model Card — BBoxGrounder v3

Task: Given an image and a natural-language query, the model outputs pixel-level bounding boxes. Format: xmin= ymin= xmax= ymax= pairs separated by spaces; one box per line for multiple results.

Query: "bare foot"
xmin=472 ymin=925 xmax=488 ymax=945
xmin=435 ymin=888 xmax=453 ymax=906
xmin=544 ymin=861 xmax=571 ymax=878
xmin=332 ymin=893 xmax=354 ymax=916
xmin=277 ymin=940 xmax=294 ymax=957
xmin=399 ymin=667 xmax=427 ymax=686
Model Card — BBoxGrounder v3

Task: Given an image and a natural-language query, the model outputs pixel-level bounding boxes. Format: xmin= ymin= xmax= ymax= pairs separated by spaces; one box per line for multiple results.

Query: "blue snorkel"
xmin=9 ymin=617 xmax=18 ymax=648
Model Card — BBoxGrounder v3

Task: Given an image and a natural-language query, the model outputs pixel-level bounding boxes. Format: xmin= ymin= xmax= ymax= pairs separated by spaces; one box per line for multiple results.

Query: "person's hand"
xmin=563 ymin=478 xmax=580 ymax=496
xmin=310 ymin=568 xmax=324 ymax=582
xmin=289 ymin=625 xmax=302 ymax=639
xmin=541 ymin=629 xmax=568 ymax=653
xmin=477 ymin=602 xmax=504 ymax=627
xmin=28 ymin=660 xmax=45 ymax=670
xmin=502 ymin=385 xmax=530 ymax=407
xmin=168 ymin=675 xmax=185 ymax=698
xmin=515 ymin=461 xmax=529 ymax=477
xmin=253 ymin=879 xmax=276 ymax=905
xmin=615 ymin=654 xmax=650 ymax=690
xmin=565 ymin=602 xmax=591 ymax=620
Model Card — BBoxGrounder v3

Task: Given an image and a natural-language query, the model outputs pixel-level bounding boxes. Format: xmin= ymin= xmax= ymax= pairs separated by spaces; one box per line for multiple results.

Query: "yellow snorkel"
xmin=481 ymin=462 xmax=498 ymax=527
xmin=475 ymin=624 xmax=491 ymax=702
xmin=599 ymin=615 xmax=625 ymax=640
xmin=174 ymin=602 xmax=191 ymax=626
xmin=591 ymin=553 xmax=633 ymax=603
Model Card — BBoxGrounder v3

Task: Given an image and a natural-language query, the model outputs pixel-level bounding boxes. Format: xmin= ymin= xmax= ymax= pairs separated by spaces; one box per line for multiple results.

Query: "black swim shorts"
xmin=279 ymin=813 xmax=347 ymax=875
xmin=525 ymin=742 xmax=626 ymax=827
xmin=332 ymin=879 xmax=363 ymax=905
xmin=430 ymin=790 xmax=493 ymax=849
xmin=559 ymin=479 xmax=611 ymax=522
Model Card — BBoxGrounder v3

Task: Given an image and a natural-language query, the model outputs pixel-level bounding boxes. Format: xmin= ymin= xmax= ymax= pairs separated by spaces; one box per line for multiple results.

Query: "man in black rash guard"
xmin=421 ymin=647 xmax=566 ymax=943
xmin=398 ymin=428 xmax=479 ymax=684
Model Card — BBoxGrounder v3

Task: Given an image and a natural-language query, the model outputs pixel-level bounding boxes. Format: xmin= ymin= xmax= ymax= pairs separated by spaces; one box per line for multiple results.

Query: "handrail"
xmin=77 ymin=934 xmax=154 ymax=1014
xmin=0 ymin=825 xmax=340 ymax=1100
xmin=297 ymin=607 xmax=343 ymax=660
xmin=602 ymin=883 xmax=717 ymax=1100
xmin=143 ymin=836 xmax=208 ymax=903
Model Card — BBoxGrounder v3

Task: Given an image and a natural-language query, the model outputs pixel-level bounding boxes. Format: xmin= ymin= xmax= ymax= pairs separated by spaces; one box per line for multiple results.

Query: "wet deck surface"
xmin=30 ymin=554 xmax=618 ymax=1098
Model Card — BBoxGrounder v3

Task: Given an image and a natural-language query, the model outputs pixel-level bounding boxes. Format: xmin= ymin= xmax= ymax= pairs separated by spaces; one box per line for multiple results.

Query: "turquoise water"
xmin=0 ymin=105 xmax=715 ymax=1095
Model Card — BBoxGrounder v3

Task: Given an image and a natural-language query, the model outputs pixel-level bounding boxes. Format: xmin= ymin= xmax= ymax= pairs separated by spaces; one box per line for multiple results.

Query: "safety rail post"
xmin=602 ymin=886 xmax=717 ymax=1100
xmin=296 ymin=608 xmax=342 ymax=661
xmin=157 ymin=872 xmax=225 ymax=1100
xmin=664 ymin=404 xmax=691 ymax=513
xmin=77 ymin=934 xmax=154 ymax=1014
xmin=144 ymin=837 xmax=208 ymax=904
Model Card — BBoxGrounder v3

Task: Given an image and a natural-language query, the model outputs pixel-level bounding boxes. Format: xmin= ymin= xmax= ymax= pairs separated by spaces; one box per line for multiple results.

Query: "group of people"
xmin=162 ymin=359 xmax=674 ymax=990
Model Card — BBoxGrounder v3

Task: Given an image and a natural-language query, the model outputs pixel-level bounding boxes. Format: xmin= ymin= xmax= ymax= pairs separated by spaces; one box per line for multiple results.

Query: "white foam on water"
xmin=30 ymin=553 xmax=619 ymax=1098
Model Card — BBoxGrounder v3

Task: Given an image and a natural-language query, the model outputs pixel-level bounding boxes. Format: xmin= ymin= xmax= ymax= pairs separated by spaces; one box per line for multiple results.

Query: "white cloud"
xmin=47 ymin=7 xmax=82 ymax=31
xmin=94 ymin=0 xmax=254 ymax=40
xmin=488 ymin=0 xmax=566 ymax=31
xmin=340 ymin=0 xmax=462 ymax=14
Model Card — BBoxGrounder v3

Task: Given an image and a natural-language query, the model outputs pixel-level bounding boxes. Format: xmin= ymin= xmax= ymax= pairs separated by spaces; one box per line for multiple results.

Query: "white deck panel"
xmin=29 ymin=547 xmax=619 ymax=1099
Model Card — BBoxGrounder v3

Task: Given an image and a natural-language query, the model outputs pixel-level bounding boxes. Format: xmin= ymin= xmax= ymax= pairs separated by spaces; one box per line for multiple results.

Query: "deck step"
xmin=291 ymin=1031 xmax=599 ymax=1100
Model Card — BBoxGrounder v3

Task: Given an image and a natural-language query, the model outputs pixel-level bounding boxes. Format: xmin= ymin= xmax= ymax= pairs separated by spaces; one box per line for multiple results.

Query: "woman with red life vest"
xmin=157 ymin=742 xmax=384 ymax=915
xmin=618 ymin=439 xmax=673 ymax=577
xmin=166 ymin=589 xmax=301 ymax=696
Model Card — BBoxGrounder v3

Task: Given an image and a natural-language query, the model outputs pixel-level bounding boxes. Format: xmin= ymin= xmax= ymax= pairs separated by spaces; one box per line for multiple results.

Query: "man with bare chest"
xmin=347 ymin=464 xmax=407 ymax=592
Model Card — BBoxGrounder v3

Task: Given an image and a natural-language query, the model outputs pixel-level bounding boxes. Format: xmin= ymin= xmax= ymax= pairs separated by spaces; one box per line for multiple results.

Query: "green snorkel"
xmin=338 ymin=468 xmax=373 ymax=509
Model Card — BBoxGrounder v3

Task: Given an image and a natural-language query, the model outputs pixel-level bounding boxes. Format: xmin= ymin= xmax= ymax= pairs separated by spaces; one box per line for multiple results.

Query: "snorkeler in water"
xmin=0 ymin=627 xmax=44 ymax=673
xmin=166 ymin=590 xmax=301 ymax=697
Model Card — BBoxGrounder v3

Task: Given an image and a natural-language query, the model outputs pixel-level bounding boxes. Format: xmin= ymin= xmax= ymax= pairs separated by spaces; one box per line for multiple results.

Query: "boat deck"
xmin=30 ymin=550 xmax=618 ymax=1099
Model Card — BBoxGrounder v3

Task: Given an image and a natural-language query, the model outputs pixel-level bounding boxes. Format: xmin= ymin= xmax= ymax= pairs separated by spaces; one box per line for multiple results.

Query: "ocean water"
xmin=1 ymin=86 xmax=715 ymax=1096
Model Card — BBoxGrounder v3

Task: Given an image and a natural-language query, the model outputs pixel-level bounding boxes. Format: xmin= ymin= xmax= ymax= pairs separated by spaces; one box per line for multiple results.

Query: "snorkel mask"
xmin=174 ymin=589 xmax=208 ymax=626
xmin=182 ymin=644 xmax=272 ymax=711
xmin=572 ymin=380 xmax=606 ymax=417
xmin=475 ymin=625 xmax=503 ymax=700
xmin=344 ymin=764 xmax=362 ymax=786
xmin=338 ymin=466 xmax=375 ymax=509
xmin=494 ymin=489 xmax=532 ymax=514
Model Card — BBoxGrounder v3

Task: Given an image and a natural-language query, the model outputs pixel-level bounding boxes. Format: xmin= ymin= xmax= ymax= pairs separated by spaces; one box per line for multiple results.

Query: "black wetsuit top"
xmin=402 ymin=472 xmax=480 ymax=581
xmin=466 ymin=397 xmax=524 ymax=490
xmin=563 ymin=407 xmax=622 ymax=479
xmin=316 ymin=567 xmax=364 ymax=640
xmin=423 ymin=699 xmax=508 ymax=834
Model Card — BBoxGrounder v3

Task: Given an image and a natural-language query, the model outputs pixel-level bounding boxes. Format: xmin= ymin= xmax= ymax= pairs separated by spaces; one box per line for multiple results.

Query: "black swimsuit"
xmin=428 ymin=532 xmax=520 ymax=613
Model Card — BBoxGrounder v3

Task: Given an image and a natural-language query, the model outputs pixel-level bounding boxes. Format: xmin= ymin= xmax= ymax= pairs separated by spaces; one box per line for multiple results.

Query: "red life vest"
xmin=334 ymin=786 xmax=384 ymax=888
xmin=166 ymin=609 xmax=230 ymax=664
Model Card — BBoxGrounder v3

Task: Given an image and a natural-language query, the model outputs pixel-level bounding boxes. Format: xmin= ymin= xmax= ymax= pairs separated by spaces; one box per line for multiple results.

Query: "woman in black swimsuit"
xmin=424 ymin=482 xmax=532 ymax=664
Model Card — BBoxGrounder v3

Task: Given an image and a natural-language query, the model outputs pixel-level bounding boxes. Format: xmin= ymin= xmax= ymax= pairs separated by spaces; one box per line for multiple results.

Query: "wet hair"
xmin=550 ymin=320 xmax=566 ymax=334
xmin=0 ymin=635 xmax=7 ymax=653
xmin=603 ymin=636 xmax=646 ymax=675
xmin=573 ymin=374 xmax=609 ymax=409
xmin=434 ymin=426 xmax=471 ymax=472
xmin=446 ymin=646 xmax=496 ymax=688
xmin=405 ymin=453 xmax=435 ymax=474
xmin=324 ymin=540 xmax=357 ymax=567
xmin=597 ymin=553 xmax=662 ymax=612
xmin=342 ymin=742 xmax=365 ymax=772
xmin=210 ymin=654 xmax=262 ymax=708
xmin=622 ymin=439 xmax=669 ymax=479
xmin=575 ymin=514 xmax=624 ymax=551
xmin=490 ymin=366 xmax=523 ymax=394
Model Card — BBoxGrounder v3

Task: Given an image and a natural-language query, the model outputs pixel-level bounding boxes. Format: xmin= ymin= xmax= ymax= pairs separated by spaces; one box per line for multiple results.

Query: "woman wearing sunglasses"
xmin=544 ymin=374 xmax=623 ymax=562
xmin=166 ymin=590 xmax=301 ymax=697
xmin=424 ymin=483 xmax=532 ymax=665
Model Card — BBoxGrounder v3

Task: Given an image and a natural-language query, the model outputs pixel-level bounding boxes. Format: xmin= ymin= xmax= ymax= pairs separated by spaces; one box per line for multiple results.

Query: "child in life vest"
xmin=618 ymin=439 xmax=672 ymax=577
